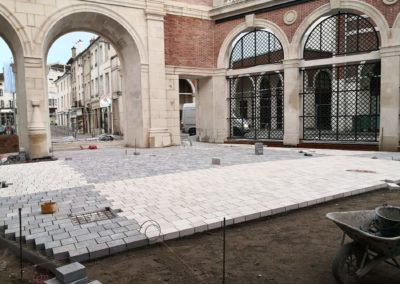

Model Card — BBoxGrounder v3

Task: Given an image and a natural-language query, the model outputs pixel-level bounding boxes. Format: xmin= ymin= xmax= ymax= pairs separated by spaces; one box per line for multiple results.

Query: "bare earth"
xmin=1 ymin=189 xmax=399 ymax=284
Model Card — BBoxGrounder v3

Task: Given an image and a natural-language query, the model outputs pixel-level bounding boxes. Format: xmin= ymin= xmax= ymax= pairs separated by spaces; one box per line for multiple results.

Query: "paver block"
xmin=88 ymin=243 xmax=109 ymax=260
xmin=76 ymin=233 xmax=100 ymax=242
xmin=124 ymin=234 xmax=148 ymax=249
xmin=69 ymin=247 xmax=90 ymax=263
xmin=70 ymin=228 xmax=90 ymax=237
xmin=107 ymin=239 xmax=126 ymax=255
xmin=53 ymin=244 xmax=76 ymax=260
xmin=88 ymin=281 xmax=103 ymax=284
xmin=44 ymin=278 xmax=61 ymax=284
xmin=55 ymin=262 xmax=86 ymax=283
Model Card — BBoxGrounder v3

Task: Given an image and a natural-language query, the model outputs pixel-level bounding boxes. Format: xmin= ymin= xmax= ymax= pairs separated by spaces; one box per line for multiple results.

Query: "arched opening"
xmin=47 ymin=32 xmax=124 ymax=139
xmin=42 ymin=11 xmax=144 ymax=147
xmin=228 ymin=29 xmax=284 ymax=141
xmin=0 ymin=13 xmax=28 ymax=154
xmin=179 ymin=79 xmax=195 ymax=127
xmin=300 ymin=12 xmax=381 ymax=142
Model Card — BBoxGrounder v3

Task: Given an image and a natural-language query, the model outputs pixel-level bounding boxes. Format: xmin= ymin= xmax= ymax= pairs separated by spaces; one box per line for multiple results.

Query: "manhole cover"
xmin=70 ymin=207 xmax=119 ymax=225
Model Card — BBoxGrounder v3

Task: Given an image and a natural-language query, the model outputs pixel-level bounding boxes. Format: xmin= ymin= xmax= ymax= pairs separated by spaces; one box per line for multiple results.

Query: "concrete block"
xmin=34 ymin=236 xmax=53 ymax=250
xmin=52 ymin=232 xmax=70 ymax=241
xmin=88 ymin=243 xmax=109 ymax=260
xmin=95 ymin=236 xmax=112 ymax=244
xmin=124 ymin=234 xmax=148 ymax=249
xmin=55 ymin=262 xmax=86 ymax=283
xmin=76 ymin=233 xmax=100 ymax=242
xmin=61 ymin=237 xmax=77 ymax=246
xmin=107 ymin=239 xmax=126 ymax=255
xmin=70 ymin=228 xmax=90 ymax=237
xmin=69 ymin=248 xmax=90 ymax=263
xmin=53 ymin=244 xmax=76 ymax=260
xmin=88 ymin=281 xmax=102 ymax=284
xmin=44 ymin=278 xmax=61 ymax=284
xmin=75 ymin=240 xmax=97 ymax=249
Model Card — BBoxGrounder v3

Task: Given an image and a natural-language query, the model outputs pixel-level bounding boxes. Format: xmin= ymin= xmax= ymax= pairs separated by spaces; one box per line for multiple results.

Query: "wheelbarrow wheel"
xmin=332 ymin=242 xmax=365 ymax=284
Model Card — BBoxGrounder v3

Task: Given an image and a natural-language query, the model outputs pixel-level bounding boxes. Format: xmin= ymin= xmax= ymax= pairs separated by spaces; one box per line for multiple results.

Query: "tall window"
xmin=105 ymin=73 xmax=110 ymax=93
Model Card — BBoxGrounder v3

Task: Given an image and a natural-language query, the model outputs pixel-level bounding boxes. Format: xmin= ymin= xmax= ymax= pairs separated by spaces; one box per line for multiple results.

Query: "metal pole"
xmin=223 ymin=217 xmax=226 ymax=284
xmin=18 ymin=208 xmax=23 ymax=280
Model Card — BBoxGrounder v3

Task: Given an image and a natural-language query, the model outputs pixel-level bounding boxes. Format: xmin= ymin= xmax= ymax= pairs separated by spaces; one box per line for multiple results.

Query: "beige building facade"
xmin=0 ymin=0 xmax=399 ymax=158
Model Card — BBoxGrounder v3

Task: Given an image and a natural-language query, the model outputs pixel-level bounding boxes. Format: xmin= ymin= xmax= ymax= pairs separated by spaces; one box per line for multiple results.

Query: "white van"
xmin=182 ymin=103 xmax=196 ymax=135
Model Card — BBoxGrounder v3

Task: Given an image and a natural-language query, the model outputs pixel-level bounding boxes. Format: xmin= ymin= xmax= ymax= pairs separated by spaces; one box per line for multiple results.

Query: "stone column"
xmin=379 ymin=46 xmax=400 ymax=151
xmin=24 ymin=57 xmax=50 ymax=158
xmin=145 ymin=10 xmax=171 ymax=147
xmin=165 ymin=74 xmax=181 ymax=145
xmin=283 ymin=59 xmax=301 ymax=146
xmin=197 ymin=72 xmax=227 ymax=143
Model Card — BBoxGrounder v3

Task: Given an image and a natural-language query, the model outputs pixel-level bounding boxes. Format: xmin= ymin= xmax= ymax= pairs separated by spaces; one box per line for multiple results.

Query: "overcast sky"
xmin=0 ymin=32 xmax=95 ymax=71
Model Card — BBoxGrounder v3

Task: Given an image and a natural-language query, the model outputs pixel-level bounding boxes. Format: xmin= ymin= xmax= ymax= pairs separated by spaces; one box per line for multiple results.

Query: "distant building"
xmin=47 ymin=64 xmax=67 ymax=125
xmin=55 ymin=36 xmax=123 ymax=135
xmin=0 ymin=72 xmax=16 ymax=127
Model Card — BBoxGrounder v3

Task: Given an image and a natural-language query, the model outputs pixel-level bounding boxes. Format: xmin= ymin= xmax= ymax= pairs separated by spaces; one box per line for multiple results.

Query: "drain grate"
xmin=70 ymin=207 xmax=118 ymax=225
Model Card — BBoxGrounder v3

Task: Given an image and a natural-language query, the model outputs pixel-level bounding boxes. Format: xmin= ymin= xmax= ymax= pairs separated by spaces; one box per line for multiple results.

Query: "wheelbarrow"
xmin=326 ymin=209 xmax=400 ymax=284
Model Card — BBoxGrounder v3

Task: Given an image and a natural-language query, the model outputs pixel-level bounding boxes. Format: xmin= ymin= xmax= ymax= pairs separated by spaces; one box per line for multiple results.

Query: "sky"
xmin=0 ymin=32 xmax=96 ymax=70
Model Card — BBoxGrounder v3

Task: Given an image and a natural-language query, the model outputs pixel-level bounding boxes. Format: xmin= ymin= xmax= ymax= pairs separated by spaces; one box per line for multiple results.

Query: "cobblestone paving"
xmin=0 ymin=143 xmax=400 ymax=261
xmin=55 ymin=143 xmax=327 ymax=183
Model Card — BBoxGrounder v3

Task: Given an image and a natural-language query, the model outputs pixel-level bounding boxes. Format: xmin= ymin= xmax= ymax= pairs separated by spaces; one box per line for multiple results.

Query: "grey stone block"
xmin=75 ymin=239 xmax=97 ymax=249
xmin=107 ymin=239 xmax=126 ymax=255
xmin=34 ymin=236 xmax=53 ymax=250
xmin=52 ymin=232 xmax=70 ymax=241
xmin=69 ymin=248 xmax=90 ymax=263
xmin=70 ymin=228 xmax=90 ymax=237
xmin=95 ymin=236 xmax=112 ymax=244
xmin=98 ymin=230 xmax=113 ymax=237
xmin=53 ymin=244 xmax=76 ymax=260
xmin=70 ymin=277 xmax=89 ymax=284
xmin=61 ymin=237 xmax=77 ymax=246
xmin=88 ymin=225 xmax=105 ymax=233
xmin=25 ymin=232 xmax=49 ymax=244
xmin=88 ymin=281 xmax=102 ymax=284
xmin=88 ymin=243 xmax=109 ymax=260
xmin=55 ymin=262 xmax=86 ymax=283
xmin=77 ymin=232 xmax=100 ymax=242
xmin=123 ymin=230 xmax=140 ymax=237
xmin=110 ymin=233 xmax=125 ymax=241
xmin=44 ymin=278 xmax=61 ymax=284
xmin=124 ymin=234 xmax=148 ymax=249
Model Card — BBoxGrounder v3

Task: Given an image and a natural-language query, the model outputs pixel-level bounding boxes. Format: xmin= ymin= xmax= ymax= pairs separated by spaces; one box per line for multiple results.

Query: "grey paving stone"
xmin=76 ymin=232 xmax=100 ymax=242
xmin=69 ymin=228 xmax=90 ymax=237
xmin=52 ymin=232 xmax=70 ymax=241
xmin=98 ymin=230 xmax=114 ymax=237
xmin=124 ymin=234 xmax=148 ymax=249
xmin=52 ymin=244 xmax=76 ymax=260
xmin=34 ymin=236 xmax=53 ymax=250
xmin=107 ymin=239 xmax=126 ymax=255
xmin=75 ymin=239 xmax=97 ymax=249
xmin=88 ymin=225 xmax=105 ymax=233
xmin=69 ymin=247 xmax=90 ymax=263
xmin=61 ymin=237 xmax=77 ymax=246
xmin=88 ymin=243 xmax=109 ymax=260
xmin=44 ymin=278 xmax=61 ymax=284
xmin=95 ymin=236 xmax=112 ymax=244
xmin=55 ymin=262 xmax=86 ymax=283
xmin=110 ymin=233 xmax=125 ymax=241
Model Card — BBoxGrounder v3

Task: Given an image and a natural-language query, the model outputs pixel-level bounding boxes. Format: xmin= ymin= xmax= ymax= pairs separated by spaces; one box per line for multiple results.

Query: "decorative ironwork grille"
xmin=304 ymin=12 xmax=379 ymax=60
xmin=229 ymin=30 xmax=284 ymax=69
xmin=301 ymin=62 xmax=380 ymax=142
xmin=229 ymin=73 xmax=284 ymax=140
xmin=70 ymin=207 xmax=118 ymax=225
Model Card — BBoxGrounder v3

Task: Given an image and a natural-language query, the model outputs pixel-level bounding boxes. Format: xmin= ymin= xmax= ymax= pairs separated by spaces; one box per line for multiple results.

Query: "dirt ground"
xmin=1 ymin=189 xmax=399 ymax=284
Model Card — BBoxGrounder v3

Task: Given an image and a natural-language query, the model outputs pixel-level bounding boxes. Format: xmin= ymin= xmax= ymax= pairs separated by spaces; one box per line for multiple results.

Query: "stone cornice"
xmin=165 ymin=0 xmax=212 ymax=20
xmin=210 ymin=0 xmax=303 ymax=21
xmin=380 ymin=45 xmax=400 ymax=57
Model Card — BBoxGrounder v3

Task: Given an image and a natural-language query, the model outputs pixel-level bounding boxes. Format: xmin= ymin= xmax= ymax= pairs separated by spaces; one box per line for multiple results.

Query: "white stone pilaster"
xmin=379 ymin=46 xmax=400 ymax=151
xmin=146 ymin=10 xmax=172 ymax=147
xmin=283 ymin=59 xmax=301 ymax=146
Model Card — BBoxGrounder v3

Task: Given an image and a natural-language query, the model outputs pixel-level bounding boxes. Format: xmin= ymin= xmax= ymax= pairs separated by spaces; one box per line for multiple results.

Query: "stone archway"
xmin=40 ymin=9 xmax=148 ymax=154
xmin=0 ymin=5 xmax=29 ymax=154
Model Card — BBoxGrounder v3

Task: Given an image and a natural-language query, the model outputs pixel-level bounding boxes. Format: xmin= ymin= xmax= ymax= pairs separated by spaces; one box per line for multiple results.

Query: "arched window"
xmin=230 ymin=30 xmax=284 ymax=69
xmin=304 ymin=12 xmax=379 ymax=60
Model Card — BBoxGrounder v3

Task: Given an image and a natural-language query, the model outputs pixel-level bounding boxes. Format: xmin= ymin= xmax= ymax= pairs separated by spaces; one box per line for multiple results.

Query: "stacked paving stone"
xmin=45 ymin=262 xmax=102 ymax=284
xmin=0 ymin=186 xmax=148 ymax=262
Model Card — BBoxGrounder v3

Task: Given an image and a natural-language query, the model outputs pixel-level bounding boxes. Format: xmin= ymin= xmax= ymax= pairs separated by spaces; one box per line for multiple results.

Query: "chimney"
xmin=71 ymin=46 xmax=77 ymax=58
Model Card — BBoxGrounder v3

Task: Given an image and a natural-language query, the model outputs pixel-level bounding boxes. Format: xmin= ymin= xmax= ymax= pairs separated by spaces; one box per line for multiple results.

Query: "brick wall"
xmin=165 ymin=15 xmax=215 ymax=68
xmin=164 ymin=0 xmax=399 ymax=68
xmin=0 ymin=135 xmax=19 ymax=154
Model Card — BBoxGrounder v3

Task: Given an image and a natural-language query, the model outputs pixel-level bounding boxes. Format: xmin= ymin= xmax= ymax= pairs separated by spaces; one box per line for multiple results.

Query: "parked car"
xmin=230 ymin=113 xmax=250 ymax=137
xmin=182 ymin=103 xmax=196 ymax=136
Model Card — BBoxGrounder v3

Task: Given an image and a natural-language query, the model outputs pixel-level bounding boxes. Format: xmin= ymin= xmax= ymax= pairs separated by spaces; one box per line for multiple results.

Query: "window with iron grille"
xmin=229 ymin=30 xmax=284 ymax=69
xmin=300 ymin=62 xmax=380 ymax=142
xmin=303 ymin=12 xmax=379 ymax=60
xmin=229 ymin=73 xmax=284 ymax=140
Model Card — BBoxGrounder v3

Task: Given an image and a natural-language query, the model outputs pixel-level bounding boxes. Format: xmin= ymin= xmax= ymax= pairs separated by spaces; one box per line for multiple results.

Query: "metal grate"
xmin=230 ymin=29 xmax=284 ymax=69
xmin=228 ymin=72 xmax=284 ymax=140
xmin=304 ymin=12 xmax=379 ymax=60
xmin=70 ymin=207 xmax=118 ymax=225
xmin=300 ymin=62 xmax=380 ymax=142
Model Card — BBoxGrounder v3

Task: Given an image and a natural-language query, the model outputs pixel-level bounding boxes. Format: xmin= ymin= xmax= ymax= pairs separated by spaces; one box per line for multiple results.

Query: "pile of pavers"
xmin=1 ymin=186 xmax=148 ymax=262
xmin=45 ymin=262 xmax=101 ymax=284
